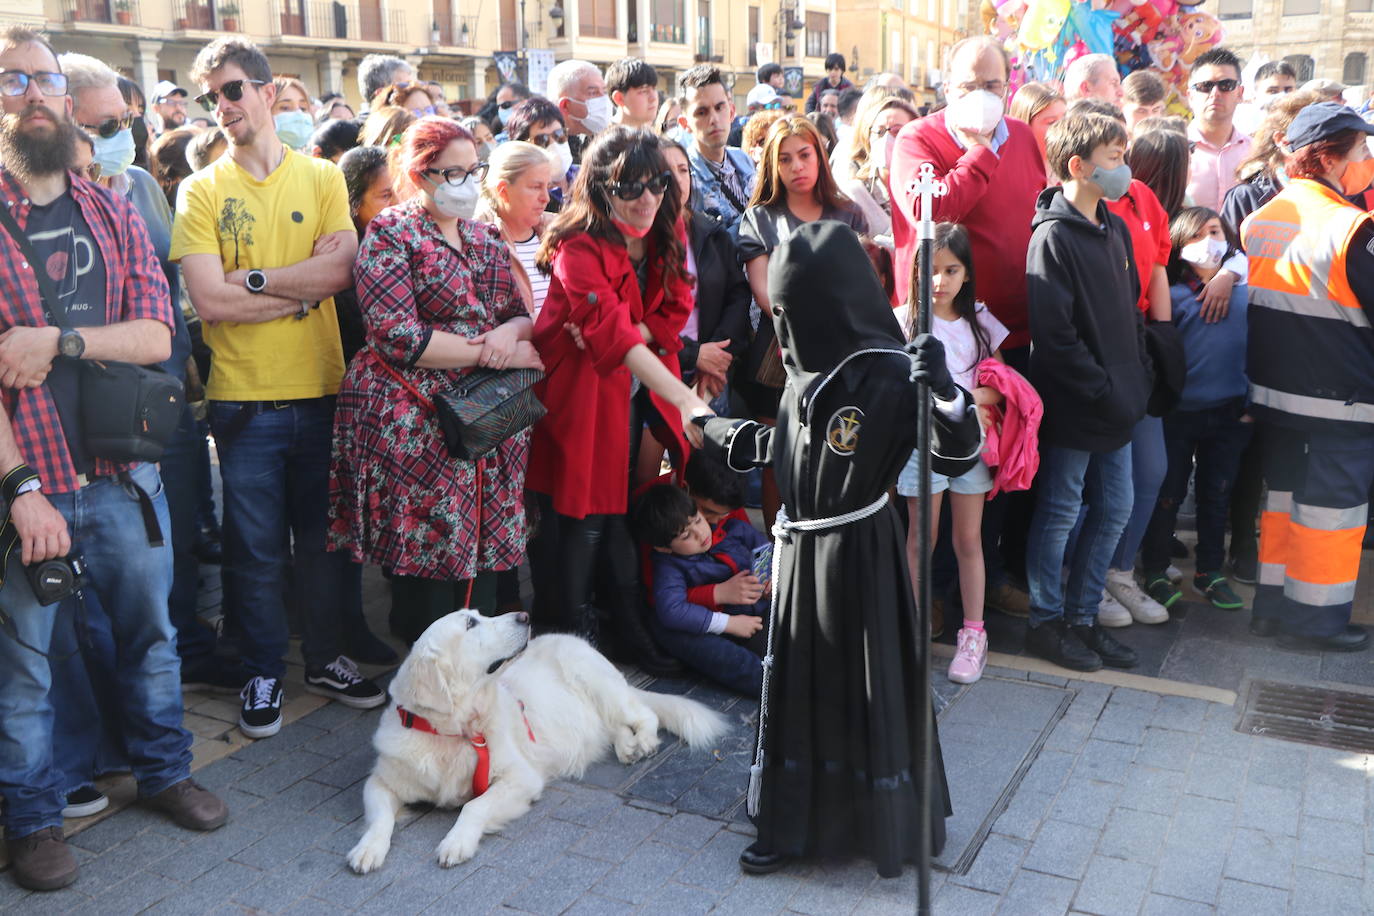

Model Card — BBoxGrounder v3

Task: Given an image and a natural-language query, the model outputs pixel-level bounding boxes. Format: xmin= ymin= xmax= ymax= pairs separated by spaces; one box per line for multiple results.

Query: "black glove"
xmin=907 ymin=333 xmax=955 ymax=399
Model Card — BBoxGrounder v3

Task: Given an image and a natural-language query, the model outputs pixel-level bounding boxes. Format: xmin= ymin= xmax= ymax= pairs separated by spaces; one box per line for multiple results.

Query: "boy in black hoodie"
xmin=1024 ymin=112 xmax=1155 ymax=672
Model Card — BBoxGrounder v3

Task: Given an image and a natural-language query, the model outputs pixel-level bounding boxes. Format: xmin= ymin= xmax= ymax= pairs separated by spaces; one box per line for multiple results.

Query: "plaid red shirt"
xmin=0 ymin=169 xmax=174 ymax=494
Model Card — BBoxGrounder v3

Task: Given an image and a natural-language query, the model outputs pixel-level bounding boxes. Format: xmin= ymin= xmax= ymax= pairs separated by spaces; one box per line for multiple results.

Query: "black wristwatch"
xmin=58 ymin=328 xmax=85 ymax=359
xmin=245 ymin=269 xmax=268 ymax=294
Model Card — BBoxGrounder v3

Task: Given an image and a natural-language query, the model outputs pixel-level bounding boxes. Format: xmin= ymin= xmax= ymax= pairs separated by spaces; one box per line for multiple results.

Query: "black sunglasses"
xmin=1192 ymin=79 xmax=1239 ymax=94
xmin=0 ymin=70 xmax=67 ymax=97
xmin=529 ymin=129 xmax=568 ymax=148
xmin=423 ymin=162 xmax=489 ymax=186
xmin=498 ymin=99 xmax=520 ymax=110
xmin=195 ymin=79 xmax=267 ymax=111
xmin=605 ymin=171 xmax=673 ymax=201
xmin=79 ymin=112 xmax=135 ymax=139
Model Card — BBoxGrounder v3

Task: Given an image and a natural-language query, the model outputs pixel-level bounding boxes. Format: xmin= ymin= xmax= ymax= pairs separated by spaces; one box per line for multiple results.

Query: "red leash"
xmin=396 ymin=702 xmax=536 ymax=798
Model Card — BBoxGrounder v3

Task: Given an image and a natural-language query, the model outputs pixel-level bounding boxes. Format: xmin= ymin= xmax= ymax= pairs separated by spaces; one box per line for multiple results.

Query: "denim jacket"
xmin=687 ymin=143 xmax=756 ymax=241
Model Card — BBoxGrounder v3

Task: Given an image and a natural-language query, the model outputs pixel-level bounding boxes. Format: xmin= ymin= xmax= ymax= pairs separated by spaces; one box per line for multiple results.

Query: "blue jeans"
xmin=162 ymin=404 xmax=214 ymax=663
xmin=1027 ymin=444 xmax=1134 ymax=626
xmin=50 ymin=584 xmax=128 ymax=796
xmin=1141 ymin=403 xmax=1252 ymax=576
xmin=0 ymin=462 xmax=192 ymax=838
xmin=1110 ymin=415 xmax=1167 ymax=572
xmin=209 ymin=398 xmax=346 ymax=678
xmin=650 ymin=618 xmax=764 ymax=697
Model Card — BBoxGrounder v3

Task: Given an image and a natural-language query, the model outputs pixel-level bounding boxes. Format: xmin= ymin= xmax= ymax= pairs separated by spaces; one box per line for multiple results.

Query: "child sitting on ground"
xmin=631 ymin=484 xmax=767 ymax=695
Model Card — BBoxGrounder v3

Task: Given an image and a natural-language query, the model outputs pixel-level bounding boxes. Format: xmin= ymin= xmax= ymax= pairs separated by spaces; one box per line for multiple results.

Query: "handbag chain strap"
xmin=369 ymin=347 xmax=483 ymax=607
xmin=0 ymin=200 xmax=75 ymax=332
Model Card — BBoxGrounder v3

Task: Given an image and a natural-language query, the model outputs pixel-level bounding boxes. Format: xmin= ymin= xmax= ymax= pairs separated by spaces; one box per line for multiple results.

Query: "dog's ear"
xmin=389 ymin=646 xmax=456 ymax=714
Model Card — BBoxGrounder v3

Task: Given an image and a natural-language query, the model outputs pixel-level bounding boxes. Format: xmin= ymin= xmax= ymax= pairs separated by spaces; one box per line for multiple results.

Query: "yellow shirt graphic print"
xmin=170 ymin=149 xmax=355 ymax=402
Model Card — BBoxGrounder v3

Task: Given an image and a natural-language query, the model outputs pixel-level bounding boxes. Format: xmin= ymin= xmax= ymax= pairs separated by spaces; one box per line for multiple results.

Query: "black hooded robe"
xmin=701 ymin=222 xmax=981 ymax=877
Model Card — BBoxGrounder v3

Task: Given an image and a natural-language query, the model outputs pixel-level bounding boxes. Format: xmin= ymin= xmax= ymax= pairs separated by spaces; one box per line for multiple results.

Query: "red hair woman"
xmin=329 ymin=117 xmax=543 ymax=643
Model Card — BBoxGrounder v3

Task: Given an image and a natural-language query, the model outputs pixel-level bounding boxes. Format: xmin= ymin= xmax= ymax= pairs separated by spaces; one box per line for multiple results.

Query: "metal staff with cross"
xmin=907 ymin=159 xmax=947 ymax=916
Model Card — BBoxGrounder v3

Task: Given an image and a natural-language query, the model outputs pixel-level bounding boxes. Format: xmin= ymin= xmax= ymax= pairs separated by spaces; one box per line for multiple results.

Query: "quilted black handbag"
xmin=373 ymin=352 xmax=545 ymax=460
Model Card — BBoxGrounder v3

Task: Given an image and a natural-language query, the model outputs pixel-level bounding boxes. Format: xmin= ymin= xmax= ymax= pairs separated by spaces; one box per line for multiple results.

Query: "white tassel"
xmin=747 ymin=764 xmax=763 ymax=817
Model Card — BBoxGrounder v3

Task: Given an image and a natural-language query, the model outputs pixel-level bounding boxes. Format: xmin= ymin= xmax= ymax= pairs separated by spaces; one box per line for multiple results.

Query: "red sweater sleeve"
xmin=550 ymin=236 xmax=646 ymax=376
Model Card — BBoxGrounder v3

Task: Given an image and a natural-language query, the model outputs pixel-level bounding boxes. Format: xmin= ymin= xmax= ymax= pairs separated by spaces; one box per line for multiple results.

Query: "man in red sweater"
xmin=891 ymin=37 xmax=1045 ymax=356
xmin=890 ymin=36 xmax=1046 ymax=616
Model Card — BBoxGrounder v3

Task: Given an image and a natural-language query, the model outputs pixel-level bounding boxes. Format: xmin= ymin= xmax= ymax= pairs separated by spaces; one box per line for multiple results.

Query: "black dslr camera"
xmin=26 ymin=554 xmax=89 ymax=607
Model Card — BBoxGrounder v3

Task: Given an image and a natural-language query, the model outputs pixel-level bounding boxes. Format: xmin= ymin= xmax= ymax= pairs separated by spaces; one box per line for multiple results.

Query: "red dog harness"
xmin=395 ymin=702 xmax=537 ymax=798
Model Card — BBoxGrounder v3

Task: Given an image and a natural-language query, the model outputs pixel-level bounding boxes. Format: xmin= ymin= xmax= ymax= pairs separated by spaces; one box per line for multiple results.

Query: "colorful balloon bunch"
xmin=981 ymin=0 xmax=1225 ymax=112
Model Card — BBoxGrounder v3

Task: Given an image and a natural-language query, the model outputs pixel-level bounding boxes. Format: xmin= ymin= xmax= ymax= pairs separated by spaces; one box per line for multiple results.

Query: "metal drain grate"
xmin=1238 ymin=680 xmax=1374 ymax=753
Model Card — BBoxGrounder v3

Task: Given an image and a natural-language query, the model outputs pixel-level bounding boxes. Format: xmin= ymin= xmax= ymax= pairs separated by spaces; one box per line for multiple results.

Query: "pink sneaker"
xmin=948 ymin=627 xmax=988 ymax=684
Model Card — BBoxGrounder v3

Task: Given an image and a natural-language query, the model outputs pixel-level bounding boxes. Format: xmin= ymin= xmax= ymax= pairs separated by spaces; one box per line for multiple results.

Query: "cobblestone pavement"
xmin=6 ymin=655 xmax=1374 ymax=915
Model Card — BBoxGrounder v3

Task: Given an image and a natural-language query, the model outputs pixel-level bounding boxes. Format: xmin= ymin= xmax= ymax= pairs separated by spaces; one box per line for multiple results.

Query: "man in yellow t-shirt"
xmin=171 ymin=37 xmax=385 ymax=739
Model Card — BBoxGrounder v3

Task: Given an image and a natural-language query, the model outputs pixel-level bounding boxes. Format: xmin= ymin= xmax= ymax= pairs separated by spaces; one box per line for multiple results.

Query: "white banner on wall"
xmin=527 ymin=49 xmax=555 ymax=96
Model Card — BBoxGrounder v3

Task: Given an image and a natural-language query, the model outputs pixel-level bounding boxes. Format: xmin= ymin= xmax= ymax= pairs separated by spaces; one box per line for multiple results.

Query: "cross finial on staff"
xmin=911 ymin=162 xmax=947 ymax=241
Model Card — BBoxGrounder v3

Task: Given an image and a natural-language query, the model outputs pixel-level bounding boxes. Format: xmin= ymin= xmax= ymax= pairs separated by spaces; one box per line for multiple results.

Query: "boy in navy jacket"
xmin=631 ymin=484 xmax=766 ymax=695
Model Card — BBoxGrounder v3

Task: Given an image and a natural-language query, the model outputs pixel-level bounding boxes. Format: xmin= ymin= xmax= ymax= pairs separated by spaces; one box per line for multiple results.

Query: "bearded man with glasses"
xmin=171 ymin=37 xmax=386 ymax=743
xmin=0 ymin=26 xmax=229 ymax=893
xmin=1187 ymin=46 xmax=1252 ymax=211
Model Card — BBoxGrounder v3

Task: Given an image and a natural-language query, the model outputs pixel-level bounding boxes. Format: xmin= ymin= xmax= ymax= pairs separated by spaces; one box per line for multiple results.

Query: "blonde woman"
xmin=840 ymin=96 xmax=919 ymax=248
xmin=358 ymin=105 xmax=415 ymax=148
xmin=1009 ymin=81 xmax=1066 ymax=179
xmin=476 ymin=141 xmax=554 ymax=315
xmin=271 ymin=76 xmax=314 ymax=150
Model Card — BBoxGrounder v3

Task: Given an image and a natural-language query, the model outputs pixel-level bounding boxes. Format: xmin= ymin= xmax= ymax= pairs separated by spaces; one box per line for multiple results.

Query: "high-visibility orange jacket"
xmin=1242 ymin=177 xmax=1374 ymax=433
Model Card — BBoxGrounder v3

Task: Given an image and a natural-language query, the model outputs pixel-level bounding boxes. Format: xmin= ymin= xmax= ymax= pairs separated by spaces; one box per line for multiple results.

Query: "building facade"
xmin=0 ymin=0 xmax=851 ymax=116
xmin=1216 ymin=0 xmax=1373 ymax=98
xmin=836 ymin=0 xmax=967 ymax=105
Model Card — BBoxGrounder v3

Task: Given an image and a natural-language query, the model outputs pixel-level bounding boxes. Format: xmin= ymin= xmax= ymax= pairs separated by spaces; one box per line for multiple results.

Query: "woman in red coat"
xmin=527 ymin=127 xmax=712 ymax=671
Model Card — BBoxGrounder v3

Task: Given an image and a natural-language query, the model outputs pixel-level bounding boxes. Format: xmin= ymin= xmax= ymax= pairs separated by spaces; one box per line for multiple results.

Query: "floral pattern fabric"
xmin=328 ymin=199 xmax=529 ymax=579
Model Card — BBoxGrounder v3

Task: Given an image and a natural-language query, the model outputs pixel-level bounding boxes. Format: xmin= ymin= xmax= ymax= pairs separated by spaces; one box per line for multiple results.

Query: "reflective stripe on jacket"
xmin=1242 ymin=178 xmax=1374 ymax=432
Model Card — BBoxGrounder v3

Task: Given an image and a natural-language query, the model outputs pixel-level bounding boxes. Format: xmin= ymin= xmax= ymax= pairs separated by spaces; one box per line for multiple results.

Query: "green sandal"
xmin=1195 ymin=572 xmax=1244 ymax=611
xmin=1144 ymin=573 xmax=1181 ymax=608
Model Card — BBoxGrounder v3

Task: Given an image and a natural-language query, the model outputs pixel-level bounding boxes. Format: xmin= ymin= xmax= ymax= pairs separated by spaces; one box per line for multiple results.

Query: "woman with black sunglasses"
xmin=526 ymin=127 xmax=713 ymax=673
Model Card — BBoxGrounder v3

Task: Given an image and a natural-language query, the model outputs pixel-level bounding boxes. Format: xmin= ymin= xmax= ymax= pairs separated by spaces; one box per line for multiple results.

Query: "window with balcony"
xmin=1345 ymin=52 xmax=1367 ymax=86
xmin=805 ymin=12 xmax=829 ymax=58
xmin=1216 ymin=0 xmax=1251 ymax=18
xmin=1283 ymin=54 xmax=1315 ymax=81
xmin=748 ymin=6 xmax=760 ymax=65
xmin=579 ymin=0 xmax=617 ymax=38
xmin=651 ymin=0 xmax=685 ymax=42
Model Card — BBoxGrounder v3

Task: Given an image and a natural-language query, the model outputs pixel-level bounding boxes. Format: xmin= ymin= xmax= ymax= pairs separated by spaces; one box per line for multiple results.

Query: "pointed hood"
xmin=767 ymin=220 xmax=906 ymax=391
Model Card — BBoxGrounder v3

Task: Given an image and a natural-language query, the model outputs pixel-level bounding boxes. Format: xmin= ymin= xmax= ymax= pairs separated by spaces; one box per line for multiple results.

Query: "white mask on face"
xmin=551 ymin=141 xmax=573 ymax=176
xmin=579 ymin=95 xmax=612 ymax=133
xmin=873 ymin=134 xmax=896 ymax=170
xmin=427 ymin=177 xmax=479 ymax=220
xmin=946 ymin=89 xmax=1004 ymax=136
xmin=1180 ymin=237 xmax=1227 ymax=270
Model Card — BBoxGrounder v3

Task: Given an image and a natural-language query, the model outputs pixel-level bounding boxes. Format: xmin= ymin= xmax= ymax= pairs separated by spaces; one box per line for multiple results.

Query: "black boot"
xmin=573 ymin=603 xmax=601 ymax=649
xmin=613 ymin=600 xmax=684 ymax=677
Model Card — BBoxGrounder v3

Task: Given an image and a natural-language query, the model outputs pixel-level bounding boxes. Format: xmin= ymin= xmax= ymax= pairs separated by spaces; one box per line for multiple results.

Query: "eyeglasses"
xmin=415 ymin=105 xmax=437 ymax=117
xmin=78 ymin=112 xmax=134 ymax=139
xmin=0 ymin=70 xmax=68 ymax=97
xmin=424 ymin=162 xmax=489 ymax=186
xmin=871 ymin=124 xmax=905 ymax=139
xmin=194 ymin=79 xmax=267 ymax=111
xmin=955 ymin=80 xmax=1006 ymax=95
xmin=604 ymin=171 xmax=673 ymax=201
xmin=529 ymin=129 xmax=568 ymax=148
xmin=1191 ymin=79 xmax=1239 ymax=94
xmin=498 ymin=99 xmax=520 ymax=110
xmin=73 ymin=161 xmax=102 ymax=182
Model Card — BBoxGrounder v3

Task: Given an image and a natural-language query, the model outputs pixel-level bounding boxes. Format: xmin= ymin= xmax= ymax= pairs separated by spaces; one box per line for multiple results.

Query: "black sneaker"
xmin=1070 ymin=621 xmax=1139 ymax=668
xmin=239 ymin=676 xmax=283 ymax=739
xmin=304 ymin=656 xmax=386 ymax=710
xmin=62 ymin=786 xmax=108 ymax=819
xmin=1230 ymin=547 xmax=1258 ymax=585
xmin=1026 ymin=618 xmax=1103 ymax=672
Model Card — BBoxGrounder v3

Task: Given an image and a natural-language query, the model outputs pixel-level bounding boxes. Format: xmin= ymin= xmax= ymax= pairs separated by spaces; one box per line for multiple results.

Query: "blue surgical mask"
xmin=1089 ymin=162 xmax=1133 ymax=201
xmin=498 ymin=105 xmax=514 ymax=127
xmin=274 ymin=110 xmax=314 ymax=150
xmin=92 ymin=128 xmax=136 ymax=178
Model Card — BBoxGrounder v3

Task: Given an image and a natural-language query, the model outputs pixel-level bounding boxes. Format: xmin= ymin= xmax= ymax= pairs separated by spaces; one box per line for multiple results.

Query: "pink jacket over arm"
xmin=975 ymin=358 xmax=1043 ymax=498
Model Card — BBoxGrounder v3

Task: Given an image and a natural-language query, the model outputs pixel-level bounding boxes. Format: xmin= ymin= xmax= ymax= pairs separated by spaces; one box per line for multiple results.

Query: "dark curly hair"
xmin=506 ymin=97 xmax=564 ymax=142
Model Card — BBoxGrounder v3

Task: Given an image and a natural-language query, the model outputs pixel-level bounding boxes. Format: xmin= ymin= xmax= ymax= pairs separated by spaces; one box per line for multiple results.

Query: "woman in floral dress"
xmin=329 ymin=118 xmax=544 ymax=643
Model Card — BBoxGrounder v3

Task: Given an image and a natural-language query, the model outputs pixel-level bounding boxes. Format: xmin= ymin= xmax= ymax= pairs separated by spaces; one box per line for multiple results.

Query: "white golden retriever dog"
xmin=347 ymin=610 xmax=728 ymax=872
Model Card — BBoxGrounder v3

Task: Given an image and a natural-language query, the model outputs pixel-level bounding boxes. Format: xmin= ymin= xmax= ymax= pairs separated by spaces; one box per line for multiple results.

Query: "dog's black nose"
xmin=516 ymin=611 xmax=529 ymax=625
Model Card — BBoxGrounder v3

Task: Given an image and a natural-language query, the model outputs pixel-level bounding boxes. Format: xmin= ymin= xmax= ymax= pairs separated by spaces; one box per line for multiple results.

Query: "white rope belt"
xmin=747 ymin=490 xmax=891 ymax=817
